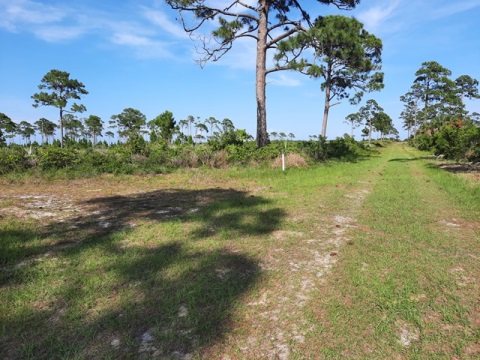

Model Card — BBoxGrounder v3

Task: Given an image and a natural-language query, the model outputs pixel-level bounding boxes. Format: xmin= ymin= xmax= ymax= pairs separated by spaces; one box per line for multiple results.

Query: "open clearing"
xmin=1 ymin=143 xmax=479 ymax=359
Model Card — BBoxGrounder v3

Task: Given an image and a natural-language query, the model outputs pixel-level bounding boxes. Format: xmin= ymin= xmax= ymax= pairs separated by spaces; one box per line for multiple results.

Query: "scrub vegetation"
xmin=1 ymin=142 xmax=479 ymax=359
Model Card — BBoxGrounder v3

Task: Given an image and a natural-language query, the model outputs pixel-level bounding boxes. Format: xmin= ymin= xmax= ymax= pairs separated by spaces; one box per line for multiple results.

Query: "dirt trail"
xmin=211 ymin=172 xmax=384 ymax=359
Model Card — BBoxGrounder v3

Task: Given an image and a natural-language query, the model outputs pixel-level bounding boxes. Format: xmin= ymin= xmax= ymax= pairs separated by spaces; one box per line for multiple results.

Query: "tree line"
xmin=399 ymin=61 xmax=480 ymax=161
xmin=0 ymin=68 xmax=388 ymax=176
xmin=3 ymin=2 xmax=391 ymax=150
xmin=0 ymin=69 xmax=253 ymax=149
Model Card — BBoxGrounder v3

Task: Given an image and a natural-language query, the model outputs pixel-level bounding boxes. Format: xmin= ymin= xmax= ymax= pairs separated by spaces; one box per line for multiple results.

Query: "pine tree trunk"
xmin=256 ymin=1 xmax=269 ymax=148
xmin=59 ymin=108 xmax=64 ymax=148
xmin=368 ymin=120 xmax=372 ymax=145
xmin=321 ymin=84 xmax=331 ymax=138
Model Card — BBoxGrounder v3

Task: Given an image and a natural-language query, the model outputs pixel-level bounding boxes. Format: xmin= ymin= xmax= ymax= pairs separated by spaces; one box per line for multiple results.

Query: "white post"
xmin=282 ymin=149 xmax=285 ymax=172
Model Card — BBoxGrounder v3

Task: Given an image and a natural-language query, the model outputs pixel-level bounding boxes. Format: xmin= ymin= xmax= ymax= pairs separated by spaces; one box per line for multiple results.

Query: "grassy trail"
xmin=1 ymin=143 xmax=479 ymax=359
xmin=299 ymin=143 xmax=480 ymax=359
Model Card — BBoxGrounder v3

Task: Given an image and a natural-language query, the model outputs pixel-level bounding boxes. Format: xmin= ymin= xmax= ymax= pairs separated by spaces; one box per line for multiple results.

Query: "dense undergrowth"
xmin=408 ymin=117 xmax=480 ymax=162
xmin=0 ymin=135 xmax=383 ymax=177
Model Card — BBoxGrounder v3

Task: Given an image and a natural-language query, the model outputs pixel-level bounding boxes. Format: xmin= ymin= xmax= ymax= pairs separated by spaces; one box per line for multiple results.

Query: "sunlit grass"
xmin=1 ymin=143 xmax=479 ymax=359
xmin=300 ymin=144 xmax=480 ymax=358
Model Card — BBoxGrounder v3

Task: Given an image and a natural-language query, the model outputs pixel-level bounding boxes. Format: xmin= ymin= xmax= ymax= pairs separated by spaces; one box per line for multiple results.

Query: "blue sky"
xmin=1 ymin=0 xmax=480 ymax=142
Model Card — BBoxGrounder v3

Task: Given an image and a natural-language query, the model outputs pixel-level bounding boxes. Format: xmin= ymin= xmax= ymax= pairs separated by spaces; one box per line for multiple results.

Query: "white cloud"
xmin=356 ymin=0 xmax=402 ymax=32
xmin=0 ymin=0 xmax=67 ymax=31
xmin=112 ymin=33 xmax=152 ymax=47
xmin=111 ymin=32 xmax=173 ymax=58
xmin=34 ymin=26 xmax=87 ymax=42
xmin=141 ymin=8 xmax=189 ymax=39
xmin=431 ymin=0 xmax=480 ymax=18
xmin=269 ymin=73 xmax=303 ymax=87
xmin=0 ymin=0 xmax=181 ymax=58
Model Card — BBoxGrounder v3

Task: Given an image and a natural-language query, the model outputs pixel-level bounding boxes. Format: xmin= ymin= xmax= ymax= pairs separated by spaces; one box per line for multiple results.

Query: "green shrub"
xmin=194 ymin=146 xmax=215 ymax=166
xmin=430 ymin=121 xmax=480 ymax=160
xmin=411 ymin=134 xmax=433 ymax=151
xmin=73 ymin=149 xmax=128 ymax=174
xmin=0 ymin=147 xmax=30 ymax=174
xmin=252 ymin=142 xmax=284 ymax=162
xmin=225 ymin=142 xmax=255 ymax=164
xmin=296 ymin=135 xmax=366 ymax=162
xmin=37 ymin=147 xmax=79 ymax=170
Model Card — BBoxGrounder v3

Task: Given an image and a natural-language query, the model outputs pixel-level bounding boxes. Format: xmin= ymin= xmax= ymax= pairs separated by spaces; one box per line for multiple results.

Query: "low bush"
xmin=37 ymin=147 xmax=79 ymax=170
xmin=410 ymin=118 xmax=480 ymax=161
xmin=297 ymin=135 xmax=367 ymax=162
xmin=0 ymin=147 xmax=30 ymax=174
xmin=0 ymin=135 xmax=378 ymax=176
xmin=409 ymin=134 xmax=433 ymax=151
xmin=432 ymin=122 xmax=480 ymax=161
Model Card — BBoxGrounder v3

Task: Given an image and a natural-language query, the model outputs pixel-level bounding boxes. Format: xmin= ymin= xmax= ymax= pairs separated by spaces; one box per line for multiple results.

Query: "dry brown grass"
xmin=271 ymin=153 xmax=308 ymax=169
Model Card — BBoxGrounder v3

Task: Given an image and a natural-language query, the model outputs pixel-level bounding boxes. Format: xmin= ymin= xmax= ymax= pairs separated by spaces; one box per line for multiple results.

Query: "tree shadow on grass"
xmin=426 ymin=162 xmax=480 ymax=174
xmin=1 ymin=188 xmax=282 ymax=269
xmin=1 ymin=188 xmax=283 ymax=359
xmin=388 ymin=156 xmax=434 ymax=162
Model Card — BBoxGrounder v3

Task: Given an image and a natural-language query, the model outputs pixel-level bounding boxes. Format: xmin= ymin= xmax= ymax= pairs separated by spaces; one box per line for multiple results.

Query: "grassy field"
xmin=1 ymin=143 xmax=479 ymax=359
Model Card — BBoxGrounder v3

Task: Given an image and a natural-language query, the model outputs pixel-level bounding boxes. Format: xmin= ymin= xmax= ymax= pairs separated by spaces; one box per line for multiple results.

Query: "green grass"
xmin=1 ymin=143 xmax=479 ymax=359
xmin=300 ymin=144 xmax=480 ymax=359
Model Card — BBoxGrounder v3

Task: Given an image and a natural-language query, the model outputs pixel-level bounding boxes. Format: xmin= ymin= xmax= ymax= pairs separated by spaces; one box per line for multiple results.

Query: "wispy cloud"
xmin=269 ymin=73 xmax=303 ymax=87
xmin=356 ymin=0 xmax=402 ymax=33
xmin=111 ymin=32 xmax=174 ymax=59
xmin=431 ymin=0 xmax=480 ymax=18
xmin=141 ymin=8 xmax=189 ymax=39
xmin=112 ymin=33 xmax=152 ymax=47
xmin=0 ymin=0 xmax=67 ymax=31
xmin=0 ymin=0 xmax=184 ymax=59
xmin=34 ymin=25 xmax=88 ymax=42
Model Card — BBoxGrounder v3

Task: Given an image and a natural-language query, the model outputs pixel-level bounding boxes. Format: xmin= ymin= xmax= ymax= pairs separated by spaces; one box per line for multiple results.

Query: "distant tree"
xmin=178 ymin=115 xmax=196 ymax=138
xmin=31 ymin=69 xmax=88 ymax=148
xmin=17 ymin=121 xmax=35 ymax=145
xmin=455 ymin=75 xmax=480 ymax=116
xmin=360 ymin=126 xmax=369 ymax=139
xmin=357 ymin=99 xmax=383 ymax=145
xmin=288 ymin=132 xmax=295 ymax=140
xmin=0 ymin=113 xmax=17 ymax=144
xmin=34 ymin=118 xmax=56 ymax=145
xmin=104 ymin=131 xmax=115 ymax=143
xmin=400 ymin=109 xmax=414 ymax=139
xmin=270 ymin=131 xmax=278 ymax=140
xmin=166 ymin=0 xmax=361 ymax=148
xmin=84 ymin=115 xmax=104 ymax=147
xmin=178 ymin=118 xmax=189 ymax=136
xmin=205 ymin=116 xmax=220 ymax=139
xmin=345 ymin=113 xmax=362 ymax=137
xmin=188 ymin=115 xmax=196 ymax=137
xmin=402 ymin=63 xmax=479 ymax=135
xmin=469 ymin=112 xmax=480 ymax=125
xmin=220 ymin=118 xmax=235 ymax=133
xmin=149 ymin=110 xmax=178 ymax=145
xmin=110 ymin=108 xmax=147 ymax=142
xmin=275 ymin=15 xmax=383 ymax=138
xmin=371 ymin=111 xmax=394 ymax=140
xmin=63 ymin=114 xmax=84 ymax=142
xmin=399 ymin=91 xmax=419 ymax=138
xmin=194 ymin=122 xmax=208 ymax=143
xmin=413 ymin=61 xmax=455 ymax=122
